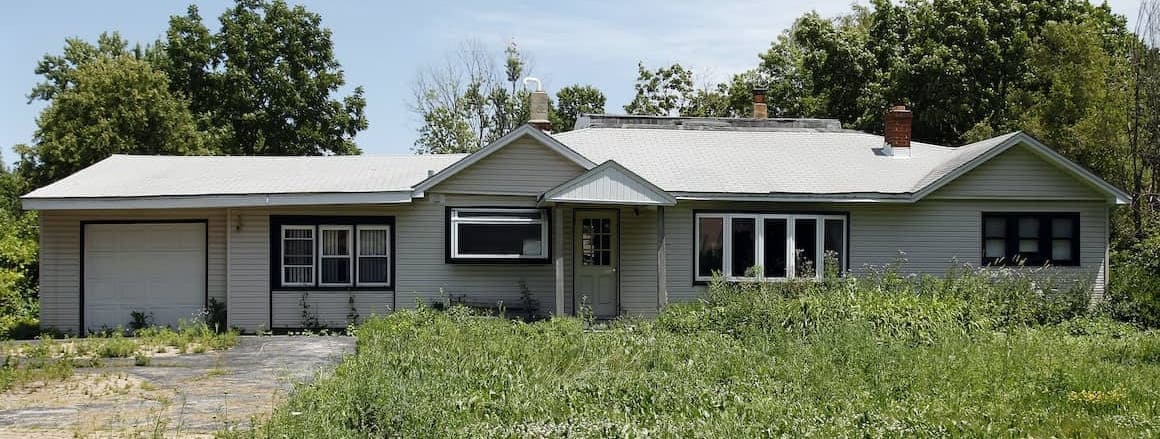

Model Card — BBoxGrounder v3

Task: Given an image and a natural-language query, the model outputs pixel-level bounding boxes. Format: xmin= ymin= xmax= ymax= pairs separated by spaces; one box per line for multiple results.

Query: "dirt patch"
xmin=0 ymin=336 xmax=354 ymax=437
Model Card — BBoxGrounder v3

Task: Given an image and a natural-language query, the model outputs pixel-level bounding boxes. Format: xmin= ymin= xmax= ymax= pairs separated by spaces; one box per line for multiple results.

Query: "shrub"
xmin=1105 ymin=247 xmax=1160 ymax=329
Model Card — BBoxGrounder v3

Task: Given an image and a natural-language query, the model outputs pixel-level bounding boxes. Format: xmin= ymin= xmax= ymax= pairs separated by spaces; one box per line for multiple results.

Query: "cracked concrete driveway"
xmin=0 ymin=336 xmax=354 ymax=438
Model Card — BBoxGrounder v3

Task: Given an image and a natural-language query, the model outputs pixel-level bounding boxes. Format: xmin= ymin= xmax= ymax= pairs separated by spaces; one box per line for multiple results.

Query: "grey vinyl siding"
xmin=429 ymin=137 xmax=586 ymax=195
xmin=38 ymin=209 xmax=227 ymax=334
xmin=271 ymin=290 xmax=392 ymax=328
xmin=929 ymin=145 xmax=1105 ymax=200
xmin=619 ymin=207 xmax=660 ymax=315
xmin=226 ymin=197 xmax=561 ymax=331
xmin=663 ymin=199 xmax=1108 ymax=302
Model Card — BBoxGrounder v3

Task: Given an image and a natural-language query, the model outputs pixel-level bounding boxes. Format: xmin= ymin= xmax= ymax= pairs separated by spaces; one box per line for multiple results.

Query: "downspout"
xmin=225 ymin=208 xmax=232 ymax=329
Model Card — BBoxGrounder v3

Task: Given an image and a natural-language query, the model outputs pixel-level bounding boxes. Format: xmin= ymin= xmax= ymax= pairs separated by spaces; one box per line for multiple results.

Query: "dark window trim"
xmin=79 ymin=219 xmax=210 ymax=336
xmin=269 ymin=215 xmax=396 ymax=291
xmin=690 ymin=209 xmax=851 ymax=286
xmin=444 ymin=206 xmax=552 ymax=264
xmin=980 ymin=212 xmax=1080 ymax=267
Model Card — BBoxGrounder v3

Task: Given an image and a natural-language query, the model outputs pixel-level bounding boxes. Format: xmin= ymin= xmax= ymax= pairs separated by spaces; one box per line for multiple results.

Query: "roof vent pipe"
xmin=524 ymin=77 xmax=551 ymax=132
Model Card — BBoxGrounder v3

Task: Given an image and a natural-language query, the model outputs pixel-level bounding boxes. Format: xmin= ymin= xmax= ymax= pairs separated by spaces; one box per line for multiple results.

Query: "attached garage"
xmin=82 ymin=222 xmax=207 ymax=333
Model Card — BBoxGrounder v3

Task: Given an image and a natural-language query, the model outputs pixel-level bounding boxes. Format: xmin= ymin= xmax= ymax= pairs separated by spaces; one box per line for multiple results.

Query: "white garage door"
xmin=84 ymin=223 xmax=206 ymax=332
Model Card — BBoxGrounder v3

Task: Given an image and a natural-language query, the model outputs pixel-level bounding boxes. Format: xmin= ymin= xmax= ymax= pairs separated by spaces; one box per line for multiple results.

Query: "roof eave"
xmin=21 ymin=191 xmax=415 ymax=211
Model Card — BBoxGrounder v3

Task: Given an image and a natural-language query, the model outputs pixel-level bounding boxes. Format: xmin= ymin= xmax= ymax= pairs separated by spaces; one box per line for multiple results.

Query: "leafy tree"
xmin=551 ymin=85 xmax=606 ymax=131
xmin=164 ymin=0 xmax=367 ymax=155
xmin=624 ymin=63 xmax=694 ymax=116
xmin=412 ymin=40 xmax=546 ymax=153
xmin=0 ymin=157 xmax=39 ymax=338
xmin=17 ymin=56 xmax=207 ymax=187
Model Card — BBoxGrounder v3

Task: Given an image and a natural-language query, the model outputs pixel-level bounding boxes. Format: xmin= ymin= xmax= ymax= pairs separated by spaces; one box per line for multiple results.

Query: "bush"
xmin=1105 ymin=247 xmax=1160 ymax=329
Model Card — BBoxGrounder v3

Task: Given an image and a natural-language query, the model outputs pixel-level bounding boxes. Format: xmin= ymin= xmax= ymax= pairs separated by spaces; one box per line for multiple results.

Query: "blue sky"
xmin=0 ymin=1 xmax=1143 ymax=159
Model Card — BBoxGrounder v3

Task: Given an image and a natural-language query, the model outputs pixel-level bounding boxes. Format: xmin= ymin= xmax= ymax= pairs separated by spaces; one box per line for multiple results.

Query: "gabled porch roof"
xmin=539 ymin=160 xmax=676 ymax=207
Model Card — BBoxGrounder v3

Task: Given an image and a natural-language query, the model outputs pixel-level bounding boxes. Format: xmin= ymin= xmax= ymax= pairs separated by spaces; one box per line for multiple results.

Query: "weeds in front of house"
xmin=0 ymin=317 xmax=239 ymax=392
xmin=229 ymin=262 xmax=1160 ymax=438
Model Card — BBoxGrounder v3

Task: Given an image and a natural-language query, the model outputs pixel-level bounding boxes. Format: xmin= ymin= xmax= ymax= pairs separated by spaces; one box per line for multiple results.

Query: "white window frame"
xmin=318 ymin=225 xmax=354 ymax=287
xmin=356 ymin=225 xmax=391 ymax=287
xmin=694 ymin=213 xmax=847 ymax=282
xmin=449 ymin=208 xmax=549 ymax=260
xmin=281 ymin=225 xmax=316 ymax=287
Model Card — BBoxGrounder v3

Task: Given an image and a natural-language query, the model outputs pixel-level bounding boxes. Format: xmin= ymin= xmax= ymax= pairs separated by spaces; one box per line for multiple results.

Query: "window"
xmin=358 ymin=226 xmax=391 ymax=286
xmin=281 ymin=226 xmax=315 ymax=287
xmin=319 ymin=226 xmax=353 ymax=286
xmin=981 ymin=213 xmax=1079 ymax=266
xmin=448 ymin=208 xmax=549 ymax=262
xmin=273 ymin=217 xmax=393 ymax=289
xmin=695 ymin=213 xmax=847 ymax=282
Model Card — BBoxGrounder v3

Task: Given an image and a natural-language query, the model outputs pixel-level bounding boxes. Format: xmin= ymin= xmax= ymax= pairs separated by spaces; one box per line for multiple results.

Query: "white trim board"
xmin=540 ymin=160 xmax=676 ymax=206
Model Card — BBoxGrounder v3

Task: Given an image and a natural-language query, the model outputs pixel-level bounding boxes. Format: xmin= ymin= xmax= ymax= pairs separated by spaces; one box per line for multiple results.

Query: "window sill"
xmin=271 ymin=286 xmax=395 ymax=292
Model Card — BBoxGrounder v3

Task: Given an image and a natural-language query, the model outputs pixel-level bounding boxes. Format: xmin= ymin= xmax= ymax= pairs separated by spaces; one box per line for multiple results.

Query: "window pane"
xmin=359 ymin=229 xmax=389 ymax=256
xmin=984 ymin=217 xmax=1006 ymax=237
xmin=321 ymin=258 xmax=351 ymax=284
xmin=1052 ymin=239 xmax=1073 ymax=261
xmin=697 ymin=217 xmax=724 ymax=278
xmin=322 ymin=229 xmax=350 ymax=256
xmin=763 ymin=219 xmax=788 ymax=278
xmin=284 ymin=239 xmax=313 ymax=257
xmin=1052 ymin=217 xmax=1074 ymax=238
xmin=284 ymin=228 xmax=313 ymax=239
xmin=1018 ymin=217 xmax=1039 ymax=237
xmin=823 ymin=219 xmax=845 ymax=274
xmin=1019 ymin=239 xmax=1038 ymax=253
xmin=985 ymin=239 xmax=1006 ymax=259
xmin=284 ymin=266 xmax=312 ymax=284
xmin=457 ymin=223 xmax=544 ymax=256
xmin=731 ymin=218 xmax=756 ymax=277
xmin=358 ymin=257 xmax=389 ymax=284
xmin=794 ymin=219 xmax=817 ymax=277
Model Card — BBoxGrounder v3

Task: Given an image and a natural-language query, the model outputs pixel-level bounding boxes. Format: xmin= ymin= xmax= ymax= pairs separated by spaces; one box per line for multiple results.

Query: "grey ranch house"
xmin=22 ymin=89 xmax=1130 ymax=334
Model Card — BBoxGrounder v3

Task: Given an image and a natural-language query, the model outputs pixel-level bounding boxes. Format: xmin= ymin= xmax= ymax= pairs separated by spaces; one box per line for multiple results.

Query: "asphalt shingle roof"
xmin=23 ymin=154 xmax=467 ymax=199
xmin=553 ymin=128 xmax=1013 ymax=195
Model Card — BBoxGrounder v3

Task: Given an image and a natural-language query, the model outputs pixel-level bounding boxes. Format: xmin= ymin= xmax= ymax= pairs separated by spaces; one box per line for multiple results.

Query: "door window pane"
xmin=730 ymin=218 xmax=756 ymax=277
xmin=794 ymin=219 xmax=817 ymax=277
xmin=697 ymin=217 xmax=724 ymax=278
xmin=763 ymin=218 xmax=788 ymax=278
xmin=823 ymin=219 xmax=845 ymax=275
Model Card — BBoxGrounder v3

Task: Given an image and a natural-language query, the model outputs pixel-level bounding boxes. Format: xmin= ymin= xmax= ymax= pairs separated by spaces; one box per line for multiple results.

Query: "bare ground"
xmin=0 ymin=336 xmax=354 ymax=438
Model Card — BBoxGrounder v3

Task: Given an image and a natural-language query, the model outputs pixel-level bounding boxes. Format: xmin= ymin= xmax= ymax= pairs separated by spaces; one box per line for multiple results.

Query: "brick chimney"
xmin=525 ymin=77 xmax=551 ymax=132
xmin=883 ymin=105 xmax=912 ymax=157
xmin=752 ymin=87 xmax=768 ymax=119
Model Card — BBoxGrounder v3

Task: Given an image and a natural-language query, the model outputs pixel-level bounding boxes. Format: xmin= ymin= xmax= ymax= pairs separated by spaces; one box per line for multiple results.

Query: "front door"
xmin=575 ymin=210 xmax=618 ymax=318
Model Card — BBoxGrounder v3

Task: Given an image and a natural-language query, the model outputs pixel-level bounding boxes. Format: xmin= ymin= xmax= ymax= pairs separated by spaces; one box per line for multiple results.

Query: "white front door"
xmin=84 ymin=223 xmax=207 ymax=333
xmin=575 ymin=211 xmax=618 ymax=318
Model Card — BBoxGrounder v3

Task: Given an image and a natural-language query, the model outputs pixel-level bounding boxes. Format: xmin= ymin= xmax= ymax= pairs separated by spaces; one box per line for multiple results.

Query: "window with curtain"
xmin=695 ymin=213 xmax=847 ymax=281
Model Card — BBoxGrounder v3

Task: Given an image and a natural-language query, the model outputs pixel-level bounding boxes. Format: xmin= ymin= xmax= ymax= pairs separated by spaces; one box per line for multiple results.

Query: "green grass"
xmin=235 ymin=268 xmax=1160 ymax=438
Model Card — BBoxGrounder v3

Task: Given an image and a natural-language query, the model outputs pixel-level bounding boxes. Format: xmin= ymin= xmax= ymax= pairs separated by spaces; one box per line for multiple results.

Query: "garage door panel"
xmin=84 ymin=223 xmax=206 ymax=332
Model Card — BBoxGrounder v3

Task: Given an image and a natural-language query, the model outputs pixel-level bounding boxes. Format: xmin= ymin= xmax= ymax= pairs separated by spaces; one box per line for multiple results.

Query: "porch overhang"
xmin=538 ymin=160 xmax=676 ymax=207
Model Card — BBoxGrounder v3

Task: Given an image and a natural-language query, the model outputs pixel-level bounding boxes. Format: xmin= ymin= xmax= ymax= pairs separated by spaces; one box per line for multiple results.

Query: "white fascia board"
xmin=671 ymin=192 xmax=912 ymax=203
xmin=22 ymin=191 xmax=414 ymax=210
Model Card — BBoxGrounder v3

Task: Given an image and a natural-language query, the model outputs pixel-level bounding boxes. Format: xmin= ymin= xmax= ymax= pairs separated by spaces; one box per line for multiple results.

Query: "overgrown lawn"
xmin=237 ymin=268 xmax=1160 ymax=437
